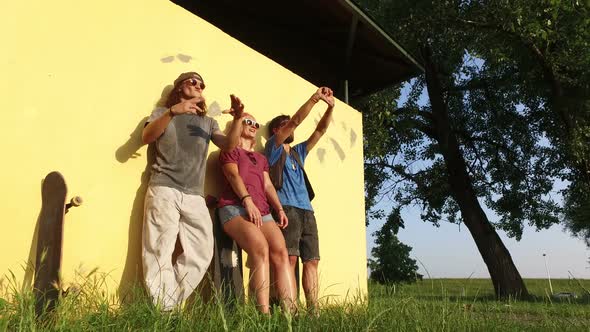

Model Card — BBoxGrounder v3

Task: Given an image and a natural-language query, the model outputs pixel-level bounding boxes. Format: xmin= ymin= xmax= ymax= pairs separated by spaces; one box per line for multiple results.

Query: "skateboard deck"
xmin=210 ymin=204 xmax=244 ymax=305
xmin=33 ymin=171 xmax=81 ymax=316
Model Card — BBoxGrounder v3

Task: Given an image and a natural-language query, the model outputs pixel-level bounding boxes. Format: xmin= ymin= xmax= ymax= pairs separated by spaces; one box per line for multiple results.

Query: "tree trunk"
xmin=527 ymin=40 xmax=590 ymax=184
xmin=421 ymin=46 xmax=529 ymax=298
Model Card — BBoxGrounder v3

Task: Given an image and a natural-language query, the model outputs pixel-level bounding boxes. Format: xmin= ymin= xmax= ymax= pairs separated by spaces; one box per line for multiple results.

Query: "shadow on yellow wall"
xmin=22 ymin=185 xmax=43 ymax=292
xmin=112 ymin=87 xmax=173 ymax=301
xmin=1 ymin=0 xmax=366 ymax=304
xmin=110 ymin=86 xmax=245 ymax=303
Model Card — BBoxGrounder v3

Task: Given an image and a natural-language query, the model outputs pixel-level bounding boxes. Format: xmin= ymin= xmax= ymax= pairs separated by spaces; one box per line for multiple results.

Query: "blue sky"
xmin=366 ymin=207 xmax=590 ymax=279
xmin=364 ymin=81 xmax=590 ymax=279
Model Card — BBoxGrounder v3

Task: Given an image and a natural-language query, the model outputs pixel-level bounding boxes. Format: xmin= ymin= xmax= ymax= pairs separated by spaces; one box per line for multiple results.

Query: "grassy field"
xmin=0 ymin=275 xmax=588 ymax=331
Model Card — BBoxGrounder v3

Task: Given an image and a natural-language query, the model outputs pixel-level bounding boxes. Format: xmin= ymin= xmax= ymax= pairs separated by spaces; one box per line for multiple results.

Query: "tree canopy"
xmin=356 ymin=0 xmax=590 ymax=296
xmin=368 ymin=211 xmax=421 ymax=284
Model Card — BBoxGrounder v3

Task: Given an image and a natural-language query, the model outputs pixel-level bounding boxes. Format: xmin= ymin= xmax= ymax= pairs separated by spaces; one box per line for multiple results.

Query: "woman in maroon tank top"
xmin=217 ymin=113 xmax=295 ymax=314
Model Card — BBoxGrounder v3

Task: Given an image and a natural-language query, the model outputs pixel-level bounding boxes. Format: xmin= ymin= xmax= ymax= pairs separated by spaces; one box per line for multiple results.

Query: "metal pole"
xmin=344 ymin=80 xmax=349 ymax=104
xmin=342 ymin=15 xmax=357 ymax=105
xmin=543 ymin=253 xmax=554 ymax=295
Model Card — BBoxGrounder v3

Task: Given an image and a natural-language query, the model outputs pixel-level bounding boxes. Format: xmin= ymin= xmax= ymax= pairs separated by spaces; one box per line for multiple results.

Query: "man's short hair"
xmin=267 ymin=115 xmax=290 ymax=137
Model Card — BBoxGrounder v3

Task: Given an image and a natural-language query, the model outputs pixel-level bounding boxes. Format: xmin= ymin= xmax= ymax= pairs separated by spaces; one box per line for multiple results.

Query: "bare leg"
xmin=223 ymin=216 xmax=270 ymax=313
xmin=260 ymin=222 xmax=296 ymax=313
xmin=302 ymin=260 xmax=319 ymax=313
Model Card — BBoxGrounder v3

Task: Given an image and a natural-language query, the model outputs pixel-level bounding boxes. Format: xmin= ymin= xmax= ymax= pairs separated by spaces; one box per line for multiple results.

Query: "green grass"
xmin=0 ymin=274 xmax=589 ymax=331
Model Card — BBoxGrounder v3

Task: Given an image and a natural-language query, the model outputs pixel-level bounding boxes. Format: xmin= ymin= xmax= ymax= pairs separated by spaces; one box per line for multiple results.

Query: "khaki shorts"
xmin=277 ymin=205 xmax=320 ymax=262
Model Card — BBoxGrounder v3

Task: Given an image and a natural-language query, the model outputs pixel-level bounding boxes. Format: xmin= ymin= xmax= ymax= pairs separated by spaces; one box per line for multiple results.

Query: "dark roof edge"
xmin=341 ymin=0 xmax=425 ymax=73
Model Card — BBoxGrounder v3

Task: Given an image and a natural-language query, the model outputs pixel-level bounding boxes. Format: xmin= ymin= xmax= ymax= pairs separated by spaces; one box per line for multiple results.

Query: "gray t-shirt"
xmin=147 ymin=108 xmax=220 ymax=196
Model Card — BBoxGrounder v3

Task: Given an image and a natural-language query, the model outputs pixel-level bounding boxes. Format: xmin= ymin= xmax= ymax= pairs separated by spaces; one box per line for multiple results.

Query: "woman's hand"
xmin=243 ymin=197 xmax=262 ymax=227
xmin=222 ymin=94 xmax=245 ymax=119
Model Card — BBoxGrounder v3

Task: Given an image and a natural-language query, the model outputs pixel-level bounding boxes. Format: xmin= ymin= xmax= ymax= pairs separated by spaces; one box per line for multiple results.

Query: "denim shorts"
xmin=218 ymin=205 xmax=274 ymax=225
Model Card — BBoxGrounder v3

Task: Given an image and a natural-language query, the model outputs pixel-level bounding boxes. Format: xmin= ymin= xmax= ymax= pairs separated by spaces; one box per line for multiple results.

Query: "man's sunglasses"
xmin=185 ymin=78 xmax=205 ymax=90
xmin=243 ymin=118 xmax=260 ymax=129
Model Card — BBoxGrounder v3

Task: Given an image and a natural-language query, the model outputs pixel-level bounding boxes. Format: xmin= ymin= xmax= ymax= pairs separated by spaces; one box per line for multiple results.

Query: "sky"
xmin=364 ymin=81 xmax=590 ymax=280
xmin=366 ymin=207 xmax=590 ymax=279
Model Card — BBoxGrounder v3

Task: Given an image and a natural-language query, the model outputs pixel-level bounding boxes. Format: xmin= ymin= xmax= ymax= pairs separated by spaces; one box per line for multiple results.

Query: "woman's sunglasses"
xmin=185 ymin=78 xmax=205 ymax=90
xmin=243 ymin=118 xmax=260 ymax=129
xmin=246 ymin=152 xmax=258 ymax=165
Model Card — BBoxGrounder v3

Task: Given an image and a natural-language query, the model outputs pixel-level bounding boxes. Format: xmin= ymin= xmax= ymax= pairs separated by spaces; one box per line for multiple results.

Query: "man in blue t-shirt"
xmin=265 ymin=87 xmax=335 ymax=313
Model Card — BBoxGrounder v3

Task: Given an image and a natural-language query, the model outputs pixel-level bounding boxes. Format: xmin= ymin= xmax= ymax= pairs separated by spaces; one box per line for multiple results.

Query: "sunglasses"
xmin=246 ymin=152 xmax=257 ymax=165
xmin=243 ymin=118 xmax=260 ymax=129
xmin=185 ymin=78 xmax=205 ymax=90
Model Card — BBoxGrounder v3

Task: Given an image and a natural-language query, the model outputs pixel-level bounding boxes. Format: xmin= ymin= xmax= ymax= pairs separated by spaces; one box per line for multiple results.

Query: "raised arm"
xmin=212 ymin=94 xmax=245 ymax=152
xmin=142 ymin=96 xmax=205 ymax=144
xmin=273 ymin=87 xmax=335 ymax=147
xmin=222 ymin=163 xmax=262 ymax=227
xmin=306 ymin=92 xmax=335 ymax=152
xmin=263 ymin=171 xmax=288 ymax=228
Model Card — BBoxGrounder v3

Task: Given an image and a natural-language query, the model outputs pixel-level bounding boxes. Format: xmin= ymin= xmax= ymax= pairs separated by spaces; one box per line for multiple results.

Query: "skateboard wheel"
xmin=70 ymin=196 xmax=83 ymax=207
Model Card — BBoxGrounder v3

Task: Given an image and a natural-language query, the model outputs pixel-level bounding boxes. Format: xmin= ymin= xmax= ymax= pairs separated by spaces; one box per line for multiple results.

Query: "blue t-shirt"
xmin=265 ymin=135 xmax=313 ymax=211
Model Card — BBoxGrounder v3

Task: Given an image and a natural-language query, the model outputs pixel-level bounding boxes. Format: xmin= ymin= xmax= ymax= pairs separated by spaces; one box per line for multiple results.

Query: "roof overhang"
xmin=172 ymin=0 xmax=423 ymax=102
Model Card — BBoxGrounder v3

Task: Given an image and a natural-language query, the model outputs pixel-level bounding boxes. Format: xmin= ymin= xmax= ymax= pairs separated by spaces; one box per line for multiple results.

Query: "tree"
xmin=356 ymin=0 xmax=588 ymax=297
xmin=460 ymin=0 xmax=590 ymax=244
xmin=368 ymin=211 xmax=421 ymax=284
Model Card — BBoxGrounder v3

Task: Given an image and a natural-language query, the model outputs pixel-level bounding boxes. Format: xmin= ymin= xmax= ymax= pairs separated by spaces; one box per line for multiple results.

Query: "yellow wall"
xmin=0 ymin=0 xmax=367 ymax=303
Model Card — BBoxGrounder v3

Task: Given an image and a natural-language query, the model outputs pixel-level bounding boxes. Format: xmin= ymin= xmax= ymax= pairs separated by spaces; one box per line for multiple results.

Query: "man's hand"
xmin=171 ymin=96 xmax=206 ymax=115
xmin=312 ymin=87 xmax=335 ymax=107
xmin=305 ymin=86 xmax=335 ymax=152
xmin=277 ymin=210 xmax=289 ymax=229
xmin=222 ymin=94 xmax=245 ymax=119
xmin=323 ymin=91 xmax=335 ymax=108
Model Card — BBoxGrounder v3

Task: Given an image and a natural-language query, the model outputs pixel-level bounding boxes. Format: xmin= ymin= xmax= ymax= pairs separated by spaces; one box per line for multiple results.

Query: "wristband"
xmin=240 ymin=195 xmax=251 ymax=203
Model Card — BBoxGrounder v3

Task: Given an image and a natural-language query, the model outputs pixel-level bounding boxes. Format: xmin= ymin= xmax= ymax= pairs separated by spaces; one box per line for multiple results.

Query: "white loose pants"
xmin=142 ymin=185 xmax=214 ymax=310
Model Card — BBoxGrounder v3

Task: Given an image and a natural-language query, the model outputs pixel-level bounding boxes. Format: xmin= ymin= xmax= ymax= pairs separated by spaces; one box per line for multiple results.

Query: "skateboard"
xmin=33 ymin=171 xmax=82 ymax=316
xmin=207 ymin=195 xmax=244 ymax=306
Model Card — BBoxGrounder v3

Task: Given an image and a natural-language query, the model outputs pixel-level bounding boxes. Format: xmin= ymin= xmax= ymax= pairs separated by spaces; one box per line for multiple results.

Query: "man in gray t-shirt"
xmin=142 ymin=71 xmax=244 ymax=310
